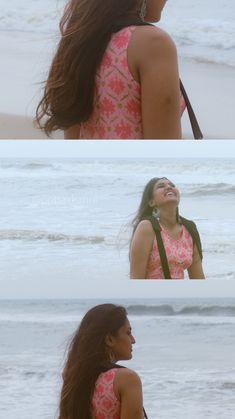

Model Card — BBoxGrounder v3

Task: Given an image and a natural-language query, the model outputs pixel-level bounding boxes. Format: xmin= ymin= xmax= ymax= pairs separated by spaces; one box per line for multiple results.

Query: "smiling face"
xmin=105 ymin=319 xmax=135 ymax=362
xmin=144 ymin=0 xmax=167 ymax=23
xmin=149 ymin=178 xmax=180 ymax=209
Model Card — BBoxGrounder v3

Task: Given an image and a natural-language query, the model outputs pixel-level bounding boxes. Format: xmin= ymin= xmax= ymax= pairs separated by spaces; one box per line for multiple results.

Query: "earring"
xmin=139 ymin=0 xmax=147 ymax=21
xmin=152 ymin=207 xmax=160 ymax=219
xmin=108 ymin=349 xmax=116 ymax=363
xmin=105 ymin=346 xmax=116 ymax=363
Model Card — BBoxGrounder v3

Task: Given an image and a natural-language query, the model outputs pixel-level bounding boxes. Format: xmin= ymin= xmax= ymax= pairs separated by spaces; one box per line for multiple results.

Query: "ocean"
xmin=0 ymin=0 xmax=235 ymax=67
xmin=1 ymin=298 xmax=235 ymax=419
xmin=0 ymin=157 xmax=235 ymax=281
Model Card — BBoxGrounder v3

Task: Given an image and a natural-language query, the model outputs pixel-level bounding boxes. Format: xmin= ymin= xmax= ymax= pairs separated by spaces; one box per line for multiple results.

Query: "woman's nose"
xmin=166 ymin=183 xmax=173 ymax=190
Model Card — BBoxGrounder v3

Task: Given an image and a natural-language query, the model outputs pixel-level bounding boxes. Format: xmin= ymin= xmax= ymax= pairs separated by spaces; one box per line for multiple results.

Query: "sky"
xmin=1 ymin=277 xmax=235 ymax=300
xmin=1 ymin=140 xmax=235 ymax=159
xmin=0 ymin=139 xmax=235 ymax=299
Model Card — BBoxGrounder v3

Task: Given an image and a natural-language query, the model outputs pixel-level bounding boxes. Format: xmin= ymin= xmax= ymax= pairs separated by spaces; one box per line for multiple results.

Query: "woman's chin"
xmin=145 ymin=12 xmax=161 ymax=23
xmin=122 ymin=353 xmax=132 ymax=361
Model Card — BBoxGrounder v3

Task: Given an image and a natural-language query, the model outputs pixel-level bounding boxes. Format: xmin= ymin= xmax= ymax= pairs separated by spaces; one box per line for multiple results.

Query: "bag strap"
xmin=143 ymin=407 xmax=149 ymax=418
xmin=180 ymin=216 xmax=203 ymax=260
xmin=180 ymin=80 xmax=203 ymax=139
xmin=145 ymin=216 xmax=171 ymax=279
xmin=155 ymin=228 xmax=172 ymax=279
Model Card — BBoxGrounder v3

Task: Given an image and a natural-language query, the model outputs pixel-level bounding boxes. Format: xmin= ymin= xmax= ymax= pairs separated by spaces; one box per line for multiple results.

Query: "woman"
xmin=58 ymin=304 xmax=147 ymax=419
xmin=130 ymin=177 xmax=205 ymax=279
xmin=36 ymin=0 xmax=184 ymax=139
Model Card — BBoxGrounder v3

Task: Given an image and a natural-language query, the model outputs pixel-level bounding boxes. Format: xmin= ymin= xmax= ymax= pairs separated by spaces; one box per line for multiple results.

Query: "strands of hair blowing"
xmin=36 ymin=0 xmax=140 ymax=136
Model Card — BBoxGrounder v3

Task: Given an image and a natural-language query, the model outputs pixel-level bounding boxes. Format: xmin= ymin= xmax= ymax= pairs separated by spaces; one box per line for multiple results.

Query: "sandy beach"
xmin=0 ymin=31 xmax=234 ymax=140
xmin=0 ymin=113 xmax=62 ymax=139
xmin=179 ymin=59 xmax=235 ymax=140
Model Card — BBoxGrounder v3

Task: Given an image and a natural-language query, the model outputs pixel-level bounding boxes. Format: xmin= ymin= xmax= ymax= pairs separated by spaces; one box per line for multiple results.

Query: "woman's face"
xmin=149 ymin=178 xmax=180 ymax=208
xmin=106 ymin=319 xmax=136 ymax=361
xmin=145 ymin=0 xmax=167 ymax=23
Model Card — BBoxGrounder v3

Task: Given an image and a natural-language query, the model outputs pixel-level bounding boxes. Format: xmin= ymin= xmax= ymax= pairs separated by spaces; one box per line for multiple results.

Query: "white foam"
xmin=1 ymin=0 xmax=234 ymax=66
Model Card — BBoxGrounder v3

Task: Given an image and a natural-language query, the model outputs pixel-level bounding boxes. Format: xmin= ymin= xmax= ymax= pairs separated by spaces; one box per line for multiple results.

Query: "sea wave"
xmin=221 ymin=381 xmax=235 ymax=390
xmin=1 ymin=162 xmax=235 ymax=197
xmin=0 ymin=229 xmax=104 ymax=244
xmin=126 ymin=304 xmax=235 ymax=317
xmin=175 ymin=21 xmax=235 ymax=51
xmin=1 ymin=0 xmax=235 ymax=67
xmin=183 ymin=183 xmax=235 ymax=196
xmin=206 ymin=242 xmax=235 ymax=255
xmin=21 ymin=162 xmax=58 ymax=171
xmin=0 ymin=161 xmax=60 ymax=172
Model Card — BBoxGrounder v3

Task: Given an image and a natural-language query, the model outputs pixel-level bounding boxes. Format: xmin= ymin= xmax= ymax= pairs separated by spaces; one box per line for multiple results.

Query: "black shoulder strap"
xmin=180 ymin=217 xmax=203 ymax=260
xmin=145 ymin=216 xmax=171 ymax=279
xmin=179 ymin=81 xmax=203 ymax=140
xmin=143 ymin=407 xmax=149 ymax=418
xmin=112 ymin=16 xmax=152 ymax=33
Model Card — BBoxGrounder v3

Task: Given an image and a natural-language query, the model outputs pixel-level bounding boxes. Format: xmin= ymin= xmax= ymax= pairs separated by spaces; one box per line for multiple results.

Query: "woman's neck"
xmin=158 ymin=207 xmax=178 ymax=229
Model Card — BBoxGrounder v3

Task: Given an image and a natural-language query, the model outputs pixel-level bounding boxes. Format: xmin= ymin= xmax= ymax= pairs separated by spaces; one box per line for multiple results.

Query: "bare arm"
xmin=129 ymin=26 xmax=182 ymax=139
xmin=114 ymin=369 xmax=144 ymax=419
xmin=64 ymin=124 xmax=81 ymax=139
xmin=130 ymin=220 xmax=154 ymax=279
xmin=188 ymin=244 xmax=205 ymax=279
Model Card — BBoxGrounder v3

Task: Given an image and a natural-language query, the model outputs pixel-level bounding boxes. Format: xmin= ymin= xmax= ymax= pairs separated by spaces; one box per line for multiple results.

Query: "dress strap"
xmin=111 ymin=16 xmax=152 ymax=33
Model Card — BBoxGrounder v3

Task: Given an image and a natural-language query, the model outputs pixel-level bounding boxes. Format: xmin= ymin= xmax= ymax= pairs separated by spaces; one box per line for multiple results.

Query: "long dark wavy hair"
xmin=131 ymin=177 xmax=179 ymax=235
xmin=58 ymin=304 xmax=127 ymax=419
xmin=36 ymin=0 xmax=142 ymax=135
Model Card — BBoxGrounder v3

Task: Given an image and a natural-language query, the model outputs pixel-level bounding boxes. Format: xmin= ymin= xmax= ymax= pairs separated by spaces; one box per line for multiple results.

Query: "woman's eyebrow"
xmin=156 ymin=182 xmax=166 ymax=186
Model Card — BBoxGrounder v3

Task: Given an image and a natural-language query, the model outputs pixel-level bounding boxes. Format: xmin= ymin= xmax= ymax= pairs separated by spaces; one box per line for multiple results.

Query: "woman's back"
xmin=79 ymin=26 xmax=143 ymax=139
xmin=37 ymin=0 xmax=184 ymax=138
xmin=92 ymin=368 xmax=120 ymax=418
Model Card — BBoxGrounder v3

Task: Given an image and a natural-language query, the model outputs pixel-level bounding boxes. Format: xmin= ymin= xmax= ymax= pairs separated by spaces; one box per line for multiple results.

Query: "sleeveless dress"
xmin=146 ymin=223 xmax=193 ymax=279
xmin=92 ymin=368 xmax=120 ymax=419
xmin=79 ymin=26 xmax=185 ymax=139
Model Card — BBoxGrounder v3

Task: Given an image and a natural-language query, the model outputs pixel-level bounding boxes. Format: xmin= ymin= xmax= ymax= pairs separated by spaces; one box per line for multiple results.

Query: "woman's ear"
xmin=149 ymin=199 xmax=155 ymax=208
xmin=105 ymin=334 xmax=115 ymax=348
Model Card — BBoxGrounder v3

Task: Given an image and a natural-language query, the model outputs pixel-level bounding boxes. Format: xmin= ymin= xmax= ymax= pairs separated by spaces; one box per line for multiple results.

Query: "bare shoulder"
xmin=132 ymin=25 xmax=177 ymax=56
xmin=115 ymin=368 xmax=142 ymax=387
xmin=135 ymin=219 xmax=154 ymax=236
xmin=114 ymin=368 xmax=143 ymax=412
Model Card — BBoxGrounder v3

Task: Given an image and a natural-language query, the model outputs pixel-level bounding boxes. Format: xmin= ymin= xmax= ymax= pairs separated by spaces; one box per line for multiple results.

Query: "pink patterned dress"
xmin=146 ymin=224 xmax=193 ymax=279
xmin=79 ymin=26 xmax=185 ymax=139
xmin=92 ymin=369 xmax=120 ymax=419
xmin=80 ymin=26 xmax=142 ymax=139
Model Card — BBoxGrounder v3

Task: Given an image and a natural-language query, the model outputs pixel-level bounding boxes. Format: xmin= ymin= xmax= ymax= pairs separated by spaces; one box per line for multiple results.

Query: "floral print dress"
xmin=146 ymin=224 xmax=193 ymax=279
